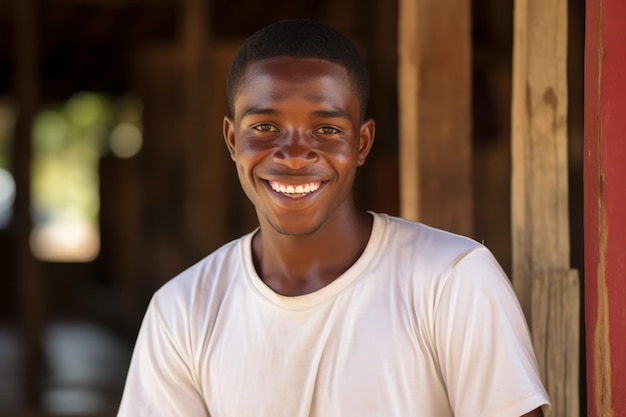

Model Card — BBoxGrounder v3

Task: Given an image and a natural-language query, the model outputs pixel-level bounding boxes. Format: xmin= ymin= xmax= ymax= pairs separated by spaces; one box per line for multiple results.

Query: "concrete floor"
xmin=0 ymin=321 xmax=132 ymax=417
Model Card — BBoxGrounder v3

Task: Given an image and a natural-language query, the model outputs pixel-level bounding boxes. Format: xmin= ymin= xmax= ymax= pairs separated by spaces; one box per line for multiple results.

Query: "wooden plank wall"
xmin=510 ymin=0 xmax=579 ymax=415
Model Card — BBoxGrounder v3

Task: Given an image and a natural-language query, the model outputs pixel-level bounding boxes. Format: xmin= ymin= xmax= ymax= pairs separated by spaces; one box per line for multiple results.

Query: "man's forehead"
xmin=233 ymin=57 xmax=353 ymax=102
xmin=229 ymin=56 xmax=364 ymax=120
xmin=242 ymin=57 xmax=348 ymax=81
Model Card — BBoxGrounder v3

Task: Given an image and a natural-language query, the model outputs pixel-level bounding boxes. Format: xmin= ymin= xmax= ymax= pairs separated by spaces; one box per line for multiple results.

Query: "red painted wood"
xmin=603 ymin=0 xmax=626 ymax=413
xmin=585 ymin=0 xmax=626 ymax=415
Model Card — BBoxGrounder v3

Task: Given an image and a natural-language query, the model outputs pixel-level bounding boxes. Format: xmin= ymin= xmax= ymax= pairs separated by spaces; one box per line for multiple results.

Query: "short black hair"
xmin=227 ymin=19 xmax=370 ymax=120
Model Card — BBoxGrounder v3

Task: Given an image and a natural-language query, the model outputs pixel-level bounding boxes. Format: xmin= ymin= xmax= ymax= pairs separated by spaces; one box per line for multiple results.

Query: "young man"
xmin=118 ymin=19 xmax=550 ymax=417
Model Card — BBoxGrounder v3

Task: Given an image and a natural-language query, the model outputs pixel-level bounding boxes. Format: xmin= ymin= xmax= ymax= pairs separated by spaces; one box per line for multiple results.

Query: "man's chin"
xmin=264 ymin=214 xmax=323 ymax=237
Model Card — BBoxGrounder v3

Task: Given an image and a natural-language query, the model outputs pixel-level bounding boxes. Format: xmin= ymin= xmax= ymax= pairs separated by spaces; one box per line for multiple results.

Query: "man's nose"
xmin=272 ymin=130 xmax=318 ymax=169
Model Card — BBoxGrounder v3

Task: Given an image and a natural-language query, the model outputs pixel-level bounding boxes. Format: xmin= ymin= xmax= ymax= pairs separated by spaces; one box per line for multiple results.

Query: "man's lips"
xmin=268 ymin=180 xmax=322 ymax=196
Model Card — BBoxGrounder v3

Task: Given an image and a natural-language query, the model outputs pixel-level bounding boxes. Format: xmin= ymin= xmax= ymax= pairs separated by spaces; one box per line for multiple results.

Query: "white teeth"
xmin=270 ymin=181 xmax=320 ymax=195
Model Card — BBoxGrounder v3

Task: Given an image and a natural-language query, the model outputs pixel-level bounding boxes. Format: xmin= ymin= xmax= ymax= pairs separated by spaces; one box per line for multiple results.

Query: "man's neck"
xmin=251 ymin=210 xmax=373 ymax=296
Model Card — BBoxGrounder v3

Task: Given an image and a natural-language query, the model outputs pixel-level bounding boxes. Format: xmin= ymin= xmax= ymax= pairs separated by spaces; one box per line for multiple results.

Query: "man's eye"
xmin=253 ymin=124 xmax=276 ymax=132
xmin=317 ymin=126 xmax=340 ymax=135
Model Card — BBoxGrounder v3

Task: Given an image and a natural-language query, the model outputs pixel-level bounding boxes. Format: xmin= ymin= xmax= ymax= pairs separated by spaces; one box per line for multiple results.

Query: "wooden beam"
xmin=510 ymin=0 xmax=579 ymax=415
xmin=584 ymin=1 xmax=626 ymax=416
xmin=397 ymin=0 xmax=472 ymax=236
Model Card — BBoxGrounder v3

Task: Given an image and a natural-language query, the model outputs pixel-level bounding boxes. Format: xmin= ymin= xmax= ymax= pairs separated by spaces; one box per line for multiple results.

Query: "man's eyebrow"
xmin=239 ymin=107 xmax=353 ymax=122
xmin=241 ymin=107 xmax=279 ymax=118
xmin=312 ymin=110 xmax=353 ymax=122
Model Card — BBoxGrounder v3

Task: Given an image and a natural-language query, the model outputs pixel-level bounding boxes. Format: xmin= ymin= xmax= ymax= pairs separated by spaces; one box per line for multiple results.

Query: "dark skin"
xmin=224 ymin=57 xmax=375 ymax=296
xmin=223 ymin=56 xmax=544 ymax=417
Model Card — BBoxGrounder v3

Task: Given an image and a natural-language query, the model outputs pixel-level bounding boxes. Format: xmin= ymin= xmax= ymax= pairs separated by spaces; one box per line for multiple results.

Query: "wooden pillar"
xmin=510 ymin=0 xmax=579 ymax=415
xmin=12 ymin=0 xmax=44 ymax=406
xmin=397 ymin=0 xmax=472 ymax=236
xmin=180 ymin=0 xmax=226 ymax=259
xmin=584 ymin=1 xmax=626 ymax=416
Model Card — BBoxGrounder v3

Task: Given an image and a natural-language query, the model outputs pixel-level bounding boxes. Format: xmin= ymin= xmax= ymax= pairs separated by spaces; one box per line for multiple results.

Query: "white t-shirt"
xmin=118 ymin=213 xmax=550 ymax=417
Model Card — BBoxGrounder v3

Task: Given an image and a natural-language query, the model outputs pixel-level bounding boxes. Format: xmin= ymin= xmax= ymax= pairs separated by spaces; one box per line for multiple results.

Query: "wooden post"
xmin=584 ymin=1 xmax=626 ymax=416
xmin=397 ymin=0 xmax=472 ymax=236
xmin=13 ymin=0 xmax=44 ymax=407
xmin=180 ymin=0 xmax=228 ymax=259
xmin=180 ymin=0 xmax=226 ymax=257
xmin=510 ymin=0 xmax=579 ymax=415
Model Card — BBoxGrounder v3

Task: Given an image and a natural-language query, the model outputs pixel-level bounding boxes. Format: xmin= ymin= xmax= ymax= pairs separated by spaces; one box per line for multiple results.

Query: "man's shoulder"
xmin=152 ymin=231 xmax=254 ymax=308
xmin=375 ymin=213 xmax=481 ymax=259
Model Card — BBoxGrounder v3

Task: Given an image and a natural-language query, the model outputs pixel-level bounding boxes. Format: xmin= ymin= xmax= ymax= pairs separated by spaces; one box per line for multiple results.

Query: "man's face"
xmin=223 ymin=57 xmax=374 ymax=236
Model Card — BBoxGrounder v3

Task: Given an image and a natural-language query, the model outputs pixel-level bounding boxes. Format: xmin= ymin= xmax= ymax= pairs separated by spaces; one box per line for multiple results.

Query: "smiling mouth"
xmin=268 ymin=180 xmax=321 ymax=197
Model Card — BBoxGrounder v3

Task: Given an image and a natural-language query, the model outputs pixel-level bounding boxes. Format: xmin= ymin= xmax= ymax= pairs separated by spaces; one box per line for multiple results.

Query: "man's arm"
xmin=118 ymin=296 xmax=210 ymax=416
xmin=433 ymin=248 xmax=551 ymax=416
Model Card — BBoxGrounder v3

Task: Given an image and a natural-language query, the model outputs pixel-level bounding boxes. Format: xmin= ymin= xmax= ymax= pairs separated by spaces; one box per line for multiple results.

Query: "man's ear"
xmin=223 ymin=116 xmax=236 ymax=160
xmin=357 ymin=118 xmax=375 ymax=166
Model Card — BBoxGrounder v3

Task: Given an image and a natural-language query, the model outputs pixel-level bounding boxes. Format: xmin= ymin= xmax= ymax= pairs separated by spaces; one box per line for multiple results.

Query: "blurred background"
xmin=0 ymin=0 xmax=584 ymax=415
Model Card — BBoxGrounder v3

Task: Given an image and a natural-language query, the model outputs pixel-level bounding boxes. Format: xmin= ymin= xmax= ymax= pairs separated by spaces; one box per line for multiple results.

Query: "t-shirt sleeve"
xmin=433 ymin=247 xmax=551 ymax=417
xmin=117 ymin=296 xmax=210 ymax=417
